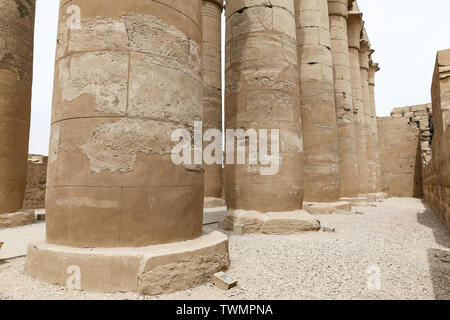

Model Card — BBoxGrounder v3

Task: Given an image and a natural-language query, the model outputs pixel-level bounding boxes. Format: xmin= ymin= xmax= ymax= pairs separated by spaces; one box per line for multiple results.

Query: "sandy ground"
xmin=0 ymin=198 xmax=449 ymax=300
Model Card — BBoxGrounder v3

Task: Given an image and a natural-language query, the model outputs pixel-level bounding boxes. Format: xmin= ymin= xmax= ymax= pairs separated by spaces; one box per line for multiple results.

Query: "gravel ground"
xmin=0 ymin=197 xmax=449 ymax=300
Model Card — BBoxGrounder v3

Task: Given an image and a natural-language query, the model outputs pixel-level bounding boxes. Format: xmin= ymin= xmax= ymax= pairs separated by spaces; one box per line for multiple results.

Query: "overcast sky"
xmin=29 ymin=0 xmax=450 ymax=155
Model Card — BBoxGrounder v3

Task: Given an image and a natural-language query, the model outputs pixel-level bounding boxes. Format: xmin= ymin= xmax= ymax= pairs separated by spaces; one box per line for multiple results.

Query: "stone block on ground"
xmin=303 ymin=202 xmax=352 ymax=215
xmin=221 ymin=210 xmax=321 ymax=235
xmin=0 ymin=211 xmax=35 ymax=228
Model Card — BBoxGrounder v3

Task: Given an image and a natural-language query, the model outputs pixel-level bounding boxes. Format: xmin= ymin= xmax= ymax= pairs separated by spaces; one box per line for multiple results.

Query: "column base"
xmin=221 ymin=210 xmax=321 ymax=235
xmin=303 ymin=201 xmax=352 ymax=215
xmin=204 ymin=197 xmax=227 ymax=209
xmin=0 ymin=210 xmax=35 ymax=228
xmin=25 ymin=231 xmax=230 ymax=295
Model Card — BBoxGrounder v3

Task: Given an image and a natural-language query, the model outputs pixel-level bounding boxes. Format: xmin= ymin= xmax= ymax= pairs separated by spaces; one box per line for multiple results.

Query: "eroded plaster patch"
xmin=81 ymin=118 xmax=189 ymax=174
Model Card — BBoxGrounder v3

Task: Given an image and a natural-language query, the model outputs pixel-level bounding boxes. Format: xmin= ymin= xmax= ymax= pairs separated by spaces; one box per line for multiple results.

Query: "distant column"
xmin=347 ymin=9 xmax=369 ymax=196
xmin=328 ymin=0 xmax=359 ymax=198
xmin=360 ymin=31 xmax=377 ymax=194
xmin=202 ymin=0 xmax=224 ymax=201
xmin=0 ymin=0 xmax=35 ymax=214
xmin=294 ymin=0 xmax=341 ymax=202
xmin=369 ymin=60 xmax=383 ymax=193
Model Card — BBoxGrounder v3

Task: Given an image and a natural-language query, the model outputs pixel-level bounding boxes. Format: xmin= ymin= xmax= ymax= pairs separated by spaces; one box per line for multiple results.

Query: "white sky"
xmin=29 ymin=0 xmax=450 ymax=155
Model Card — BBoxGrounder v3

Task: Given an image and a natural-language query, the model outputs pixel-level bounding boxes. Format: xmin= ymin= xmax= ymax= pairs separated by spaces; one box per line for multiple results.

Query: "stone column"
xmin=294 ymin=0 xmax=341 ymax=203
xmin=223 ymin=0 xmax=319 ymax=233
xmin=202 ymin=0 xmax=224 ymax=207
xmin=359 ymin=30 xmax=376 ymax=194
xmin=369 ymin=60 xmax=384 ymax=195
xmin=347 ymin=9 xmax=369 ymax=197
xmin=327 ymin=0 xmax=359 ymax=198
xmin=0 ymin=0 xmax=35 ymax=215
xmin=26 ymin=0 xmax=229 ymax=295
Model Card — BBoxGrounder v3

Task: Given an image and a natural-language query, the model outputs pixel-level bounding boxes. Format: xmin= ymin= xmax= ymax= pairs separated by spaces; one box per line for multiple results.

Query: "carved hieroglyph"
xmin=294 ymin=0 xmax=340 ymax=202
xmin=328 ymin=0 xmax=359 ymax=197
xmin=0 ymin=0 xmax=35 ymax=214
xmin=225 ymin=0 xmax=304 ymax=212
xmin=202 ymin=0 xmax=224 ymax=199
xmin=47 ymin=0 xmax=205 ymax=247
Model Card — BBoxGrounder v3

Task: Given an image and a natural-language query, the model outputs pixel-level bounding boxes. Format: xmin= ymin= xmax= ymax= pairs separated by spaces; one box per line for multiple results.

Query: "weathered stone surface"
xmin=295 ymin=0 xmax=340 ymax=202
xmin=377 ymin=115 xmax=424 ymax=198
xmin=225 ymin=0 xmax=304 ymax=212
xmin=368 ymin=61 xmax=383 ymax=192
xmin=221 ymin=210 xmax=321 ymax=234
xmin=0 ymin=211 xmax=34 ymax=228
xmin=303 ymin=201 xmax=351 ymax=215
xmin=423 ymin=49 xmax=450 ymax=231
xmin=204 ymin=197 xmax=227 ymax=209
xmin=26 ymin=0 xmax=231 ymax=296
xmin=44 ymin=0 xmax=205 ymax=248
xmin=328 ymin=0 xmax=359 ymax=198
xmin=0 ymin=0 xmax=35 ymax=215
xmin=23 ymin=155 xmax=47 ymax=209
xmin=348 ymin=9 xmax=369 ymax=196
xmin=360 ymin=30 xmax=378 ymax=194
xmin=25 ymin=231 xmax=230 ymax=295
xmin=203 ymin=0 xmax=224 ymax=199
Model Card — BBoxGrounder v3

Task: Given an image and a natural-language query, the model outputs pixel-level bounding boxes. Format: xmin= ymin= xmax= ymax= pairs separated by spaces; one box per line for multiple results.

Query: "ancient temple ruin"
xmin=0 ymin=0 xmax=448 ymax=295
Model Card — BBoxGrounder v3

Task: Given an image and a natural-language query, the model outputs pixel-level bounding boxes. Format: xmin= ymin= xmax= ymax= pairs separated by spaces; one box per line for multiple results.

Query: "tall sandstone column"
xmin=223 ymin=0 xmax=319 ymax=233
xmin=347 ymin=8 xmax=369 ymax=196
xmin=359 ymin=31 xmax=377 ymax=194
xmin=369 ymin=60 xmax=383 ymax=193
xmin=202 ymin=0 xmax=224 ymax=202
xmin=328 ymin=0 xmax=359 ymax=198
xmin=0 ymin=0 xmax=35 ymax=214
xmin=26 ymin=0 xmax=229 ymax=295
xmin=294 ymin=0 xmax=340 ymax=202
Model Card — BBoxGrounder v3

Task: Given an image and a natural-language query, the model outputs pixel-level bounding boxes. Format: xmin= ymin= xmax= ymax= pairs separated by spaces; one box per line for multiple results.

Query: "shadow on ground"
xmin=417 ymin=200 xmax=450 ymax=299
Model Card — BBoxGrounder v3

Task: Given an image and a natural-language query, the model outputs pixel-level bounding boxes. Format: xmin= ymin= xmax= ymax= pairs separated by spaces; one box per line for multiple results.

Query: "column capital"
xmin=348 ymin=11 xmax=363 ymax=49
xmin=328 ymin=0 xmax=351 ymax=18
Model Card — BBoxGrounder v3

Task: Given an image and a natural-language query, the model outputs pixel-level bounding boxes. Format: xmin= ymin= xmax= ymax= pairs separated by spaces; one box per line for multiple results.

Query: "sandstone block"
xmin=0 ymin=211 xmax=35 ymax=228
xmin=221 ymin=210 xmax=321 ymax=234
xmin=303 ymin=201 xmax=352 ymax=215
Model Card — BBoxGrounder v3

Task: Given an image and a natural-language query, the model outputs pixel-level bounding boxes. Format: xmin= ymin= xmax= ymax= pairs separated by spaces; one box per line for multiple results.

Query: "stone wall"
xmin=423 ymin=49 xmax=450 ymax=230
xmin=377 ymin=104 xmax=432 ymax=198
xmin=23 ymin=155 xmax=47 ymax=209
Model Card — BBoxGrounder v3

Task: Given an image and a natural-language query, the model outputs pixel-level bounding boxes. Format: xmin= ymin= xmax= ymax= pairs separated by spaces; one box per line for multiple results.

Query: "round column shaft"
xmin=327 ymin=0 xmax=359 ymax=197
xmin=0 ymin=0 xmax=35 ymax=214
xmin=359 ymin=33 xmax=376 ymax=193
xmin=369 ymin=60 xmax=383 ymax=192
xmin=202 ymin=0 xmax=224 ymax=200
xmin=294 ymin=0 xmax=340 ymax=202
xmin=347 ymin=9 xmax=369 ymax=196
xmin=225 ymin=0 xmax=304 ymax=212
xmin=46 ymin=0 xmax=205 ymax=248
